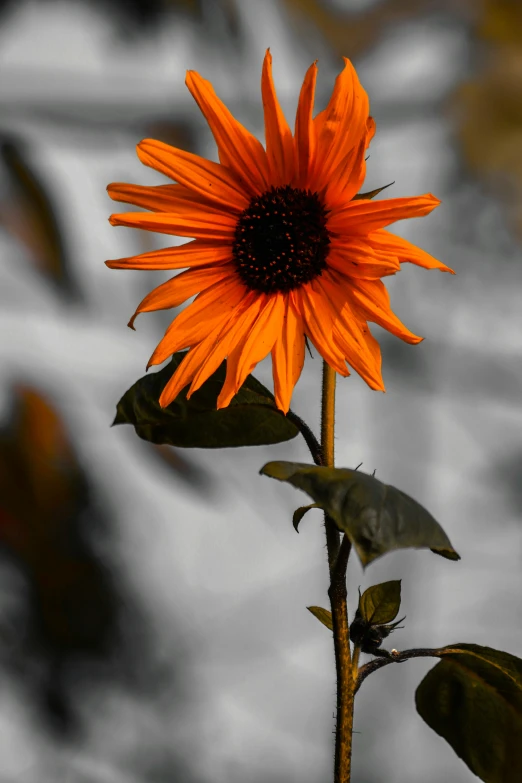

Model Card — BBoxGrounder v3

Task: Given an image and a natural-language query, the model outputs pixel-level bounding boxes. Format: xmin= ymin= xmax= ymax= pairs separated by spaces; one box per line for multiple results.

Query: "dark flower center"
xmin=232 ymin=185 xmax=331 ymax=293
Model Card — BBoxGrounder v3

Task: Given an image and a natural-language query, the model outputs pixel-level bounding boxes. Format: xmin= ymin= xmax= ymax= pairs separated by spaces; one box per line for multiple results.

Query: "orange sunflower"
xmin=107 ymin=50 xmax=453 ymax=413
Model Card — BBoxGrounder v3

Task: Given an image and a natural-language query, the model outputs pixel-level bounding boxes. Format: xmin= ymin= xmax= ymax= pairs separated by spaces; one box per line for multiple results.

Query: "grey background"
xmin=0 ymin=1 xmax=521 ymax=781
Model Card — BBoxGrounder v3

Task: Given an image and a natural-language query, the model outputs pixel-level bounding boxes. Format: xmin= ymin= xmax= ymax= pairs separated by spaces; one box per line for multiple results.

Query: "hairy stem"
xmin=321 ymin=362 xmax=353 ymax=783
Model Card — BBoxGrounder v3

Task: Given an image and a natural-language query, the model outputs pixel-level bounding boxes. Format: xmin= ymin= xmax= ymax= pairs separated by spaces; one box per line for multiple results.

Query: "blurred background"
xmin=0 ymin=0 xmax=521 ymax=781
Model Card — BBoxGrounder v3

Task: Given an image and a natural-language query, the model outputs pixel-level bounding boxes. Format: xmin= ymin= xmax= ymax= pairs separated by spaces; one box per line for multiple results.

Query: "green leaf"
xmin=292 ymin=503 xmax=322 ymax=533
xmin=307 ymin=606 xmax=333 ymax=632
xmin=352 ymin=181 xmax=394 ymax=201
xmin=114 ymin=354 xmax=299 ymax=449
xmin=259 ymin=461 xmax=459 ymax=566
xmin=416 ymin=644 xmax=522 ymax=783
xmin=359 ymin=580 xmax=401 ymax=625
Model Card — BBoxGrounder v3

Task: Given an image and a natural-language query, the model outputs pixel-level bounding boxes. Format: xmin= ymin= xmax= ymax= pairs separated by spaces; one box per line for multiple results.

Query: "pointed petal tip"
xmin=158 ymin=389 xmax=171 ymax=408
xmin=127 ymin=313 xmax=138 ymax=330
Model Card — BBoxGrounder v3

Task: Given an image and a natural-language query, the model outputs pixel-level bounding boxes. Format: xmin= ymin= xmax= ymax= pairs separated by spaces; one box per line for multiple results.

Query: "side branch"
xmin=355 ymin=647 xmax=446 ymax=694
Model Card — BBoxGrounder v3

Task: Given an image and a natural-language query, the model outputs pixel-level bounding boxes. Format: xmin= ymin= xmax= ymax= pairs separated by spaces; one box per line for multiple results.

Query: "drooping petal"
xmin=294 ymin=283 xmax=349 ymax=376
xmin=188 ymin=292 xmax=264 ymax=396
xmin=317 ymin=272 xmax=384 ymax=390
xmin=137 ymin=139 xmax=250 ymax=211
xmin=328 ymin=194 xmax=441 ymax=235
xmin=107 ymin=182 xmax=231 ymax=214
xmin=186 ymin=70 xmax=269 ymax=195
xmin=106 ymin=239 xmax=232 ymax=270
xmin=261 ymin=49 xmax=294 ymax=186
xmin=294 ymin=60 xmax=317 ymax=189
xmin=368 ymin=229 xmax=455 ymax=273
xmin=217 ymin=293 xmax=285 ymax=408
xmin=109 ymin=208 xmax=237 ymax=241
xmin=310 ymin=58 xmax=370 ymax=193
xmin=271 ymin=295 xmax=305 ymax=413
xmin=158 ymin=291 xmax=259 ymax=406
xmin=158 ymin=341 xmax=210 ymax=408
xmin=148 ymin=277 xmax=247 ymax=368
xmin=127 ymin=265 xmax=233 ymax=329
xmin=348 ymin=278 xmax=423 ymax=345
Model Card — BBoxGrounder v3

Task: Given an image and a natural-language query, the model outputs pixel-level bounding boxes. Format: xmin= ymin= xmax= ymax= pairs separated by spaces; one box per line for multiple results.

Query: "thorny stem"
xmin=355 ymin=647 xmax=447 ymax=695
xmin=321 ymin=361 xmax=354 ymax=783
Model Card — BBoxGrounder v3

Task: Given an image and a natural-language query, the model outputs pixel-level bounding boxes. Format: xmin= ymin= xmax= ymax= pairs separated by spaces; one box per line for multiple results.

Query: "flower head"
xmin=107 ymin=50 xmax=453 ymax=413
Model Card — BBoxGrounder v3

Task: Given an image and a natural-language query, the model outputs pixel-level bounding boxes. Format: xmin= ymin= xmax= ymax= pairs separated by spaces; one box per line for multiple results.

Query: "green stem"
xmin=321 ymin=362 xmax=354 ymax=783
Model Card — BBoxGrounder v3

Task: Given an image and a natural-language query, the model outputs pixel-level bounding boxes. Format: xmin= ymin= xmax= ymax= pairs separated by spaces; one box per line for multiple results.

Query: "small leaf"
xmin=352 ymin=181 xmax=394 ymax=200
xmin=416 ymin=644 xmax=522 ymax=783
xmin=307 ymin=606 xmax=333 ymax=632
xmin=114 ymin=354 xmax=299 ymax=449
xmin=359 ymin=580 xmax=401 ymax=625
xmin=260 ymin=461 xmax=459 ymax=566
xmin=292 ymin=503 xmax=322 ymax=533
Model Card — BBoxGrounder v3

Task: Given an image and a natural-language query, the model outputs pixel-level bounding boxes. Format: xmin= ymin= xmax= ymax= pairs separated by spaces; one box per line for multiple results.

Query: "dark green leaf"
xmin=359 ymin=580 xmax=401 ymax=625
xmin=259 ymin=461 xmax=459 ymax=566
xmin=307 ymin=606 xmax=333 ymax=632
xmin=292 ymin=503 xmax=322 ymax=533
xmin=352 ymin=181 xmax=394 ymax=200
xmin=114 ymin=354 xmax=299 ymax=448
xmin=416 ymin=644 xmax=522 ymax=783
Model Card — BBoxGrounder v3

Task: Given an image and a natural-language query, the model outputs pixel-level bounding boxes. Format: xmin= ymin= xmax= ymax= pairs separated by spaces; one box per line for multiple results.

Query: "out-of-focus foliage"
xmin=452 ymin=0 xmax=522 ymax=233
xmin=0 ymin=387 xmax=120 ymax=733
xmin=0 ymin=137 xmax=76 ymax=298
xmin=282 ymin=0 xmax=475 ymax=58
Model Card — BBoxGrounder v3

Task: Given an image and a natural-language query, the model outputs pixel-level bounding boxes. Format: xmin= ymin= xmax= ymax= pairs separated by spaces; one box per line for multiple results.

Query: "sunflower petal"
xmin=185 ymin=71 xmax=269 ymax=195
xmin=327 ymin=244 xmax=400 ymax=280
xmin=137 ymin=139 xmax=249 ymax=211
xmin=294 ymin=60 xmax=318 ymax=189
xmin=217 ymin=293 xmax=285 ymax=408
xmin=328 ymin=194 xmax=441 ymax=235
xmin=271 ymin=296 xmax=305 ymax=413
xmin=106 ymin=240 xmax=232 ymax=270
xmin=158 ymin=341 xmax=211 ymax=408
xmin=158 ymin=291 xmax=257 ymax=406
xmin=311 ymin=58 xmax=370 ymax=192
xmin=325 ymin=115 xmax=375 ymax=208
xmin=188 ymin=292 xmax=263 ymax=396
xmin=261 ymin=49 xmax=294 ymax=186
xmin=148 ymin=277 xmax=247 ymax=368
xmin=348 ymin=279 xmax=423 ymax=345
xmin=368 ymin=229 xmax=455 ymax=273
xmin=109 ymin=208 xmax=237 ymax=240
xmin=295 ymin=283 xmax=349 ymax=376
xmin=127 ymin=266 xmax=232 ymax=329
xmin=106 ymin=182 xmax=228 ymax=214
xmin=317 ymin=273 xmax=384 ymax=390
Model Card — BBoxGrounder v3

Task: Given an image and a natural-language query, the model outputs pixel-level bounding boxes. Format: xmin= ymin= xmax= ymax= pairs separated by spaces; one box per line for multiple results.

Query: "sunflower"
xmin=107 ymin=50 xmax=453 ymax=413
